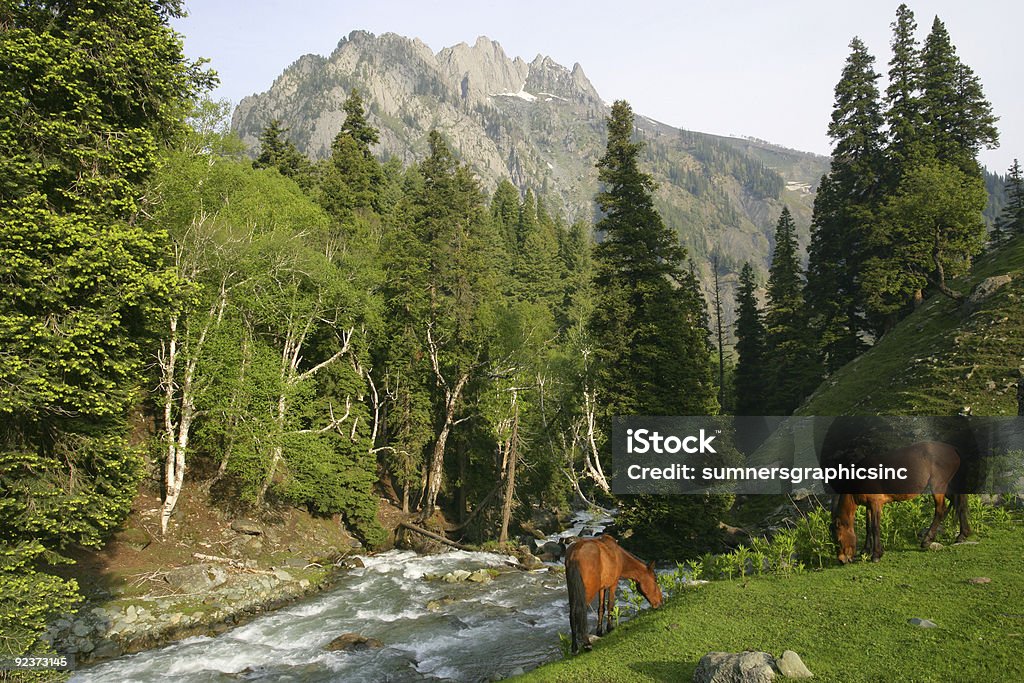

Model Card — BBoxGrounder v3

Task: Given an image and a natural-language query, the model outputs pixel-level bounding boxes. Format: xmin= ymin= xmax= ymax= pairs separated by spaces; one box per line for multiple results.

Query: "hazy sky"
xmin=172 ymin=1 xmax=1021 ymax=173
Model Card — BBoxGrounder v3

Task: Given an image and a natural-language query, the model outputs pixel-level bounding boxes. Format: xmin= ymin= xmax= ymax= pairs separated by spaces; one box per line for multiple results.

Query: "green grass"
xmin=801 ymin=235 xmax=1024 ymax=416
xmin=519 ymin=518 xmax=1024 ymax=682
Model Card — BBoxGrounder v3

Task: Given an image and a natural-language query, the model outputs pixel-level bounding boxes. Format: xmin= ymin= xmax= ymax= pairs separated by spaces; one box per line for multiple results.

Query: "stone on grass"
xmin=967 ymin=577 xmax=991 ymax=585
xmin=230 ymin=519 xmax=263 ymax=535
xmin=164 ymin=564 xmax=228 ymax=593
xmin=694 ymin=651 xmax=776 ymax=683
xmin=774 ymin=650 xmax=813 ymax=678
xmin=908 ymin=618 xmax=938 ymax=628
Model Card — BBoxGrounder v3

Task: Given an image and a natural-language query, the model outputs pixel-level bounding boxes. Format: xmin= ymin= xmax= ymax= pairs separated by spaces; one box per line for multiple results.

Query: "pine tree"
xmin=590 ymin=101 xmax=715 ymax=417
xmin=253 ymin=119 xmax=310 ymax=183
xmin=765 ymin=208 xmax=821 ymax=415
xmin=919 ymin=17 xmax=999 ymax=176
xmin=0 ymin=0 xmax=211 ymax=657
xmin=590 ymin=101 xmax=721 ymax=560
xmin=733 ymin=263 xmax=768 ymax=415
xmin=318 ymin=90 xmax=384 ymax=218
xmin=807 ymin=38 xmax=885 ymax=357
xmin=884 ymin=4 xmax=928 ymax=185
xmin=993 ymin=159 xmax=1024 ymax=244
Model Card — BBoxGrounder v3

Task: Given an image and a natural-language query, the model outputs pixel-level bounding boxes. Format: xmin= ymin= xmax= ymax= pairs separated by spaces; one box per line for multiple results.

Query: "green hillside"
xmin=801 ymin=235 xmax=1024 ymax=416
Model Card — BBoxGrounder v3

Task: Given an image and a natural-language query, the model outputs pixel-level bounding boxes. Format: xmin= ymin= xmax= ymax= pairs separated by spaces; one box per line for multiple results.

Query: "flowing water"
xmin=71 ymin=511 xmax=628 ymax=682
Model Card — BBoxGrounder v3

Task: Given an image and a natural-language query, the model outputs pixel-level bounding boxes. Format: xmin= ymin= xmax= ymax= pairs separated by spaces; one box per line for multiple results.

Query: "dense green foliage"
xmin=0 ymin=0 xmax=210 ymax=660
xmin=732 ymin=263 xmax=768 ymax=415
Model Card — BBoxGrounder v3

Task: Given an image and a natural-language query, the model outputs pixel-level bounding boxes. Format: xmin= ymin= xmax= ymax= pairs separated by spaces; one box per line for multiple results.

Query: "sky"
xmin=171 ymin=1 xmax=1022 ymax=173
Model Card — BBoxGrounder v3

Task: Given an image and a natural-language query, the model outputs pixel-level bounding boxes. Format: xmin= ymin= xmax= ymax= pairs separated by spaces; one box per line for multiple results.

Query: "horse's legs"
xmin=861 ymin=505 xmax=873 ymax=556
xmin=595 ymin=588 xmax=605 ymax=636
xmin=922 ymin=494 xmax=948 ymax=547
xmin=955 ymin=493 xmax=972 ymax=542
xmin=869 ymin=502 xmax=884 ymax=562
xmin=605 ymin=584 xmax=617 ymax=633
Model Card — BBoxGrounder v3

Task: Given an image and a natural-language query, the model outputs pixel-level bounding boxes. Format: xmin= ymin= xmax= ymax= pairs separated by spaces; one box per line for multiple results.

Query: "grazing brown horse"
xmin=565 ymin=534 xmax=662 ymax=654
xmin=832 ymin=441 xmax=971 ymax=564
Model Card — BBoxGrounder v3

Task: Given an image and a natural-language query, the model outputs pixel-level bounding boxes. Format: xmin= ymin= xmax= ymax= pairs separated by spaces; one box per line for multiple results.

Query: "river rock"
xmin=72 ymin=620 xmax=92 ymax=637
xmin=442 ymin=570 xmax=472 ymax=583
xmin=774 ymin=650 xmax=812 ymax=678
xmin=520 ymin=553 xmax=544 ymax=570
xmin=231 ymin=518 xmax=263 ymax=535
xmin=272 ymin=568 xmax=294 ymax=582
xmin=467 ymin=569 xmax=493 ymax=583
xmin=694 ymin=651 xmax=777 ymax=683
xmin=324 ymin=632 xmax=384 ymax=651
xmin=539 ymin=541 xmax=565 ymax=560
xmin=164 ymin=564 xmax=229 ymax=593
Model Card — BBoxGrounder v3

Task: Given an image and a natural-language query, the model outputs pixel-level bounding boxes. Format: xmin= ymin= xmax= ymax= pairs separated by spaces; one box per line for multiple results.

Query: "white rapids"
xmin=70 ymin=509 xmax=652 ymax=683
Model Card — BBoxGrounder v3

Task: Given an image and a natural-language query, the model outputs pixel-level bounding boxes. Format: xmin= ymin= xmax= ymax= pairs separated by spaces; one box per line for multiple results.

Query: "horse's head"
xmin=832 ymin=495 xmax=857 ymax=565
xmin=638 ymin=560 xmax=663 ymax=608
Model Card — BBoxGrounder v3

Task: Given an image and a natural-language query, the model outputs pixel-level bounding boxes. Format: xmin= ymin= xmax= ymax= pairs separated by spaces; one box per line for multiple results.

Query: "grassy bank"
xmin=519 ymin=517 xmax=1024 ymax=682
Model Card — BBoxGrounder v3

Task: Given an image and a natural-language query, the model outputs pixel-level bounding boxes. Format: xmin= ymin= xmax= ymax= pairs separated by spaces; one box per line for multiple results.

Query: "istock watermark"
xmin=611 ymin=415 xmax=1024 ymax=496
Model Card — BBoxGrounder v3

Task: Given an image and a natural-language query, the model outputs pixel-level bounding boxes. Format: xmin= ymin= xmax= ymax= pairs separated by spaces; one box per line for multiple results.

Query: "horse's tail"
xmin=566 ymin=557 xmax=588 ymax=654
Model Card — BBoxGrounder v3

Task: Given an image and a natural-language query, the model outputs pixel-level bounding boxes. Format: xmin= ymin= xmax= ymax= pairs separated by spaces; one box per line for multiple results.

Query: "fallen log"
xmin=398 ymin=522 xmax=472 ymax=551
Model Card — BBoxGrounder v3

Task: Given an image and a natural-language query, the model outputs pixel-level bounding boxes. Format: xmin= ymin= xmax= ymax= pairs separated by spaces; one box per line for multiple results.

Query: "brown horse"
xmin=832 ymin=441 xmax=971 ymax=564
xmin=565 ymin=534 xmax=662 ymax=654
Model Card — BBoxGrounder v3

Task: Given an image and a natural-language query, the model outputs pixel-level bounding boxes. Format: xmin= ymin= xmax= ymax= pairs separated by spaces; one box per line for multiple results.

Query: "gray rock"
xmin=694 ymin=651 xmax=777 ymax=683
xmin=72 ymin=621 xmax=92 ymax=637
xmin=774 ymin=650 xmax=813 ymax=678
xmin=908 ymin=618 xmax=938 ymax=628
xmin=123 ymin=606 xmax=138 ymax=624
xmin=272 ymin=568 xmax=294 ymax=582
xmin=231 ymin=518 xmax=263 ymax=535
xmin=442 ymin=570 xmax=472 ymax=583
xmin=324 ymin=632 xmax=384 ymax=652
xmin=164 ymin=564 xmax=229 ymax=593
xmin=963 ymin=274 xmax=1014 ymax=313
xmin=539 ymin=541 xmax=565 ymax=559
xmin=467 ymin=569 xmax=493 ymax=583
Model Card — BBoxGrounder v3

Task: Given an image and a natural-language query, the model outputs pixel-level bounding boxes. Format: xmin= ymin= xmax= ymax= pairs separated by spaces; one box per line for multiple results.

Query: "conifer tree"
xmin=806 ymin=37 xmax=884 ymax=356
xmin=765 ymin=208 xmax=820 ymax=414
xmin=590 ymin=101 xmax=721 ymax=559
xmin=919 ymin=17 xmax=999 ymax=176
xmin=733 ymin=263 xmax=768 ymax=415
xmin=884 ymin=4 xmax=928 ymax=186
xmin=318 ymin=90 xmax=384 ymax=219
xmin=253 ymin=119 xmax=310 ymax=183
xmin=993 ymin=159 xmax=1024 ymax=244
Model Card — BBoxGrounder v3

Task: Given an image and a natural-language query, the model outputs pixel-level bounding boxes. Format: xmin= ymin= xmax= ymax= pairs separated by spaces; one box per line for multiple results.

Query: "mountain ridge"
xmin=231 ymin=30 xmax=831 ymax=318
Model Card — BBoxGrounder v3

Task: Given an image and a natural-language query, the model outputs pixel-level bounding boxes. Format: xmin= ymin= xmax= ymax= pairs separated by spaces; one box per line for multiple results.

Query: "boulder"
xmin=539 ymin=541 xmax=565 ymax=559
xmin=467 ymin=569 xmax=493 ymax=583
xmin=164 ymin=564 xmax=229 ymax=593
xmin=324 ymin=632 xmax=384 ymax=652
xmin=963 ymin=274 xmax=1013 ymax=313
xmin=442 ymin=570 xmax=472 ymax=583
xmin=774 ymin=651 xmax=813 ymax=679
xmin=693 ymin=651 xmax=776 ymax=683
xmin=230 ymin=518 xmax=263 ymax=535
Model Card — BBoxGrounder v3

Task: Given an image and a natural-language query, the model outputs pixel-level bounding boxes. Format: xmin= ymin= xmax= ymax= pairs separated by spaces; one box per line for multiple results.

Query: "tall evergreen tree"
xmin=919 ymin=17 xmax=999 ymax=176
xmin=993 ymin=159 xmax=1024 ymax=244
xmin=733 ymin=263 xmax=768 ymax=415
xmin=884 ymin=4 xmax=928 ymax=185
xmin=806 ymin=37 xmax=884 ymax=360
xmin=589 ymin=101 xmax=721 ymax=560
xmin=0 ymin=0 xmax=211 ymax=657
xmin=318 ymin=90 xmax=384 ymax=219
xmin=765 ymin=208 xmax=821 ymax=414
xmin=253 ymin=119 xmax=310 ymax=183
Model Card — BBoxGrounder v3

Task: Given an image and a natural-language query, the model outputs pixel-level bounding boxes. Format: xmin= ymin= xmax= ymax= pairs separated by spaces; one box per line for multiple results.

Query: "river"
xmin=70 ymin=511 xmax=643 ymax=682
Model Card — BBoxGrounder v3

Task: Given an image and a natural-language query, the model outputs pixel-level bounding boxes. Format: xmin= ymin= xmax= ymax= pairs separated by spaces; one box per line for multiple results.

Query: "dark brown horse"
xmin=832 ymin=441 xmax=971 ymax=564
xmin=565 ymin=534 xmax=662 ymax=654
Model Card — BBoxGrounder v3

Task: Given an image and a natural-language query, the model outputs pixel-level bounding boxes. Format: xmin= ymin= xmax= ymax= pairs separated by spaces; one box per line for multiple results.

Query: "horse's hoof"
xmin=871 ymin=556 xmax=881 ymax=563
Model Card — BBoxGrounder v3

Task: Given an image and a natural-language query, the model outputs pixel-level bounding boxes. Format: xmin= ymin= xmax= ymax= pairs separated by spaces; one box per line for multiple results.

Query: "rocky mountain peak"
xmin=436 ymin=35 xmax=529 ymax=103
